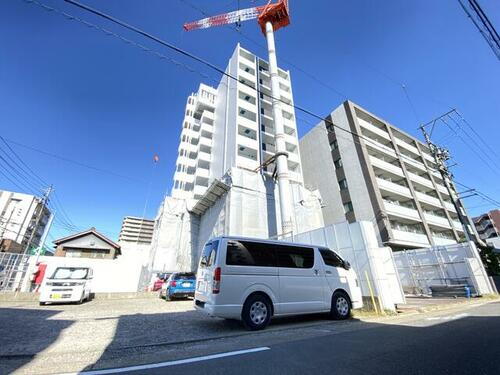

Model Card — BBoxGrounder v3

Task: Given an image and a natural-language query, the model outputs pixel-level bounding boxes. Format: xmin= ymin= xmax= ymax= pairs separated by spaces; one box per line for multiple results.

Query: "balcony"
xmin=176 ymin=156 xmax=196 ymax=167
xmin=200 ymin=123 xmax=213 ymax=138
xmin=181 ymin=128 xmax=199 ymax=140
xmin=384 ymin=201 xmax=421 ymax=221
xmin=199 ymin=136 xmax=213 ymax=149
xmin=178 ymin=142 xmax=198 ymax=154
xmin=403 ymin=157 xmax=427 ymax=173
xmin=394 ymin=138 xmax=420 ymax=156
xmin=237 ymin=156 xmax=259 ymax=171
xmin=444 ymin=201 xmax=456 ymax=212
xmin=239 ymin=69 xmax=256 ymax=84
xmin=432 ymin=237 xmax=457 ymax=246
xmin=424 ymin=213 xmax=451 ymax=229
xmin=195 ymin=167 xmax=209 ymax=179
xmin=369 ymin=156 xmax=405 ymax=177
xmin=436 ymin=184 xmax=449 ymax=195
xmin=193 ymin=185 xmax=208 ymax=197
xmin=238 ymin=97 xmax=257 ymax=113
xmin=392 ymin=229 xmax=430 ymax=246
xmin=357 ymin=117 xmax=391 ymax=141
xmin=198 ymin=151 xmax=211 ymax=163
xmin=452 ymin=220 xmax=464 ymax=231
xmin=173 ymin=171 xmax=194 ymax=184
xmin=365 ymin=139 xmax=397 ymax=159
xmin=415 ymin=192 xmax=443 ymax=209
xmin=376 ymin=177 xmax=412 ymax=198
xmin=408 ymin=171 xmax=434 ymax=189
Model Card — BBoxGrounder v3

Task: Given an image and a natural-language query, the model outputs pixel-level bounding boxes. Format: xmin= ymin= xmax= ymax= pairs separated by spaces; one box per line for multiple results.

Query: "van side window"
xmin=276 ymin=245 xmax=314 ymax=269
xmin=226 ymin=240 xmax=276 ymax=267
xmin=319 ymin=249 xmax=344 ymax=268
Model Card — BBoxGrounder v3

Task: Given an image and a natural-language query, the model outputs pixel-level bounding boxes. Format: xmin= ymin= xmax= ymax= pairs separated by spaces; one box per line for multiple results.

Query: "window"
xmin=319 ymin=249 xmax=344 ymax=268
xmin=275 ymin=245 xmax=314 ymax=269
xmin=343 ymin=201 xmax=354 ymax=214
xmin=200 ymin=240 xmax=219 ymax=268
xmin=334 ymin=158 xmax=343 ymax=168
xmin=226 ymin=240 xmax=276 ymax=267
xmin=339 ymin=178 xmax=348 ymax=190
xmin=330 ymin=139 xmax=338 ymax=151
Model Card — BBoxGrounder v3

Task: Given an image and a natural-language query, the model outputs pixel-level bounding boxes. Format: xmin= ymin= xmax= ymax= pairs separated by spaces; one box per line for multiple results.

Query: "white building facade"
xmin=148 ymin=45 xmax=323 ymax=274
xmin=0 ymin=190 xmax=51 ymax=253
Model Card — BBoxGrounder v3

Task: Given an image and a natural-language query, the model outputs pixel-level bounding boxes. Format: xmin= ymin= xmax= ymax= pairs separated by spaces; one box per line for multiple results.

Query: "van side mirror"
xmin=343 ymin=260 xmax=351 ymax=270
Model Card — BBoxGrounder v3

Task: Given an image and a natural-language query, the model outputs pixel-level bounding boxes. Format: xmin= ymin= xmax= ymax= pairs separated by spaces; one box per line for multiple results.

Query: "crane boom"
xmin=183 ymin=6 xmax=262 ymax=31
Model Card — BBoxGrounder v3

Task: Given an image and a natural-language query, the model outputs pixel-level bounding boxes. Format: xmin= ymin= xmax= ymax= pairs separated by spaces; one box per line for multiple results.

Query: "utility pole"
xmin=24 ymin=185 xmax=53 ymax=255
xmin=419 ymin=115 xmax=485 ymax=247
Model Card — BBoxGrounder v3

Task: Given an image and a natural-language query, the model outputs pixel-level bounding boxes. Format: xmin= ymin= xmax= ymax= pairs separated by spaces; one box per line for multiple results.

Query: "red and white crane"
xmin=184 ymin=1 xmax=295 ymax=237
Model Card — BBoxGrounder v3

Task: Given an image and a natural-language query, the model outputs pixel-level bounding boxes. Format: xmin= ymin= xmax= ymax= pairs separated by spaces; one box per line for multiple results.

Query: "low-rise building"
xmin=53 ymin=228 xmax=121 ymax=259
xmin=0 ymin=190 xmax=51 ymax=254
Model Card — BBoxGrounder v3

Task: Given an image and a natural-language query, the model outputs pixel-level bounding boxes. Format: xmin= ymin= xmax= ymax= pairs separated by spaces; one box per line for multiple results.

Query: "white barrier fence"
xmin=393 ymin=242 xmax=494 ymax=296
xmin=283 ymin=221 xmax=406 ymax=311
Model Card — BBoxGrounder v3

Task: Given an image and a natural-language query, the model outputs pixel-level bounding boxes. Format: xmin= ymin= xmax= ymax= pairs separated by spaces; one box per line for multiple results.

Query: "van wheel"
xmin=330 ymin=291 xmax=351 ymax=320
xmin=242 ymin=294 xmax=272 ymax=331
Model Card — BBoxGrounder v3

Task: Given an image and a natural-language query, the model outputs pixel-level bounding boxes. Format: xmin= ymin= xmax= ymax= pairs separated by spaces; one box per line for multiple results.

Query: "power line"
xmin=3 ymin=137 xmax=144 ymax=183
xmin=0 ymin=136 xmax=49 ymax=187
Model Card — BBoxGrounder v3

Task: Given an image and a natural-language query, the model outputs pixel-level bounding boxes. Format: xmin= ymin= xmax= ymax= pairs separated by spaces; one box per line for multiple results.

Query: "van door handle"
xmin=314 ymin=269 xmax=319 ymax=275
xmin=326 ymin=270 xmax=332 ymax=275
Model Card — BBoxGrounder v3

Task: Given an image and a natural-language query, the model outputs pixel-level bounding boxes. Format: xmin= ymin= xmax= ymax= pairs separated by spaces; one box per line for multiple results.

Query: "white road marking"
xmin=426 ymin=313 xmax=469 ymax=321
xmin=61 ymin=347 xmax=270 ymax=375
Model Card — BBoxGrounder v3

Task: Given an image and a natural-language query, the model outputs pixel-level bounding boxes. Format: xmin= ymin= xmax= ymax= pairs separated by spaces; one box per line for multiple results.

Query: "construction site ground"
xmin=0 ymin=295 xmax=497 ymax=374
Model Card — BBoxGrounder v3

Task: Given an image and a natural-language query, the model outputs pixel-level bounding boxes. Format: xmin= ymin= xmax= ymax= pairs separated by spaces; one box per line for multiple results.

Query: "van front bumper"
xmin=194 ymin=300 xmax=242 ymax=319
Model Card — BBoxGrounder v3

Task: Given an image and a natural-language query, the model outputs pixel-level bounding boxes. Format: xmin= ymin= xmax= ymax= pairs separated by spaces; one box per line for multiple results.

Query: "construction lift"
xmin=184 ymin=1 xmax=295 ymax=237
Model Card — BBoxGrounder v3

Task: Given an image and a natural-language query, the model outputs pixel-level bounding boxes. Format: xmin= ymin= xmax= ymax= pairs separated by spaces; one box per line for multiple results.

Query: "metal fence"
xmin=0 ymin=252 xmax=31 ymax=292
xmin=393 ymin=243 xmax=485 ymax=296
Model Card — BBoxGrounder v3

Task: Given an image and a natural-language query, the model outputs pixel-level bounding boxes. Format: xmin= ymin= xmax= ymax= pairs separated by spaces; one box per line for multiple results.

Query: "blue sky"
xmin=1 ymin=0 xmax=499 ymax=242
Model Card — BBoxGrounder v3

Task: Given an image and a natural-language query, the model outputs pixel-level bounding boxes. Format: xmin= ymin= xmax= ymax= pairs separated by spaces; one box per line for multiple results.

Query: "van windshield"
xmin=199 ymin=240 xmax=219 ymax=268
xmin=51 ymin=267 xmax=89 ymax=280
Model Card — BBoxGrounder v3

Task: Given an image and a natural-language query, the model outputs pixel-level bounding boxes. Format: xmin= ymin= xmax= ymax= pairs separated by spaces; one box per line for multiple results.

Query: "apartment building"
xmin=0 ymin=190 xmax=51 ymax=253
xmin=300 ymin=101 xmax=468 ymax=250
xmin=474 ymin=209 xmax=500 ymax=241
xmin=171 ymin=44 xmax=302 ymax=200
xmin=118 ymin=216 xmax=155 ymax=244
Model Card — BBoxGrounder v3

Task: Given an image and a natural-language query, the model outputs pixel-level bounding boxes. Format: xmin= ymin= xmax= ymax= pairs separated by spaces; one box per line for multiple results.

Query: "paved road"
xmin=92 ymin=301 xmax=500 ymax=375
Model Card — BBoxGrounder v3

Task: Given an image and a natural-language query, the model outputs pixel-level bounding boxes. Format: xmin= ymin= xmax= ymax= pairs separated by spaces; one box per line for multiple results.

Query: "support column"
xmin=265 ymin=21 xmax=294 ymax=237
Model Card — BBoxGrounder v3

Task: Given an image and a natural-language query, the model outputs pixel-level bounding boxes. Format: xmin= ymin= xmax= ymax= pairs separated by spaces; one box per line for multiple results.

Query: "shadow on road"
xmin=0 ymin=307 xmax=72 ymax=374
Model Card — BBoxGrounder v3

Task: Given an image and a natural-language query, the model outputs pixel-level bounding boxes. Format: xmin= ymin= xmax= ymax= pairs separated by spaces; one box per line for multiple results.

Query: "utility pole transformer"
xmin=184 ymin=1 xmax=294 ymax=236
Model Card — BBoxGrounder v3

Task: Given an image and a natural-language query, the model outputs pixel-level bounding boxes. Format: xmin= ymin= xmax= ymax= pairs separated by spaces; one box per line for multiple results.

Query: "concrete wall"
xmin=24 ymin=254 xmax=143 ymax=293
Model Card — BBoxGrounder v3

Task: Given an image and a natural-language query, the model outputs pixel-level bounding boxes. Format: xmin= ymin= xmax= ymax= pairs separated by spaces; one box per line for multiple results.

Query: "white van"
xmin=39 ymin=267 xmax=93 ymax=305
xmin=194 ymin=236 xmax=363 ymax=330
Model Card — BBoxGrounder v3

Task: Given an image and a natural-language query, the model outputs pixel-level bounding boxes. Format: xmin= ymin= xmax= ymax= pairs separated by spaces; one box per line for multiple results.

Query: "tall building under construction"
xmin=149 ymin=44 xmax=323 ymax=272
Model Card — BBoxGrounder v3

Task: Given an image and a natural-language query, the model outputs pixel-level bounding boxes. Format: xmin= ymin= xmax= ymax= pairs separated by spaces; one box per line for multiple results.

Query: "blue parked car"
xmin=160 ymin=272 xmax=196 ymax=301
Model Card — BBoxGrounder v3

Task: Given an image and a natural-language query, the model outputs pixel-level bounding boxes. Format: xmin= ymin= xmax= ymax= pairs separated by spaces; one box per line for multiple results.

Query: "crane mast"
xmin=184 ymin=1 xmax=294 ymax=236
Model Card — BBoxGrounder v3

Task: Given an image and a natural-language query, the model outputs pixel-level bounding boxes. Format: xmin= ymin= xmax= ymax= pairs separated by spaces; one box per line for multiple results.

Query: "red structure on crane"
xmin=183 ymin=0 xmax=290 ymax=34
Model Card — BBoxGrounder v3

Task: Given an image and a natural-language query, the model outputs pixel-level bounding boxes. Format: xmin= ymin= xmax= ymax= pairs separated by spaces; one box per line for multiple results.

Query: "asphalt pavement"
xmin=88 ymin=301 xmax=500 ymax=375
xmin=1 ymin=298 xmax=499 ymax=374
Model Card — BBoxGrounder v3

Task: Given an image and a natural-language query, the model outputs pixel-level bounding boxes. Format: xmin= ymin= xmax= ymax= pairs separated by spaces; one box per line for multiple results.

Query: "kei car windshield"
xmin=51 ymin=267 xmax=89 ymax=280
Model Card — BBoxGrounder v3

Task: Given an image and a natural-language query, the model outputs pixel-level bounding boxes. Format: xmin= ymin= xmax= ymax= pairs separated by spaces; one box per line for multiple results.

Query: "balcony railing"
xmin=357 ymin=117 xmax=391 ymax=141
xmin=415 ymin=191 xmax=442 ymax=208
xmin=424 ymin=213 xmax=451 ymax=228
xmin=384 ymin=201 xmax=421 ymax=220
xmin=369 ymin=155 xmax=405 ymax=177
xmin=376 ymin=177 xmax=412 ymax=198
xmin=392 ymin=229 xmax=430 ymax=246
